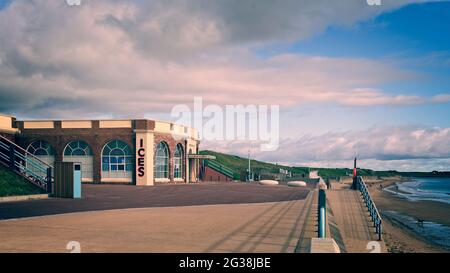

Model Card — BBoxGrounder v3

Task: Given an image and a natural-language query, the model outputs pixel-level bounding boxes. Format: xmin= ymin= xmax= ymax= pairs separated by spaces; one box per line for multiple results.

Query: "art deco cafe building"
xmin=0 ymin=114 xmax=201 ymax=186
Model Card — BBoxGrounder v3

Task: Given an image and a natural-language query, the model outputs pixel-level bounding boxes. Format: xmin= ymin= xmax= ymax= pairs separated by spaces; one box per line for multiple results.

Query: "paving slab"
xmin=326 ymin=189 xmax=387 ymax=253
xmin=0 ymin=182 xmax=308 ymax=220
xmin=0 ymin=200 xmax=309 ymax=253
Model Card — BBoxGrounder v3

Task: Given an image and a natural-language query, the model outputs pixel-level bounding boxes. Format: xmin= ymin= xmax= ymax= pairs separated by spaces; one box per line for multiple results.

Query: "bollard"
xmin=318 ymin=189 xmax=326 ymax=238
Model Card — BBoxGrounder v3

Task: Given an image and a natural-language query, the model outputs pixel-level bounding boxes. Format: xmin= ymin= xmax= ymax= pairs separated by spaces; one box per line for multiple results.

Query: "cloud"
xmin=201 ymin=126 xmax=450 ymax=170
xmin=0 ymin=0 xmax=447 ymax=119
xmin=431 ymin=94 xmax=450 ymax=103
xmin=301 ymin=158 xmax=450 ymax=172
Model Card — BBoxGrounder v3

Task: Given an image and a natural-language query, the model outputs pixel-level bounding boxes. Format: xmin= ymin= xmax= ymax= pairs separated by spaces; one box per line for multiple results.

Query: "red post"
xmin=352 ymin=157 xmax=358 ymax=190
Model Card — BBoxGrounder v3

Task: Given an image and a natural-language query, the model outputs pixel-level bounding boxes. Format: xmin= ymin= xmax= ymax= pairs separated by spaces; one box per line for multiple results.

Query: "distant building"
xmin=0 ymin=114 xmax=201 ymax=186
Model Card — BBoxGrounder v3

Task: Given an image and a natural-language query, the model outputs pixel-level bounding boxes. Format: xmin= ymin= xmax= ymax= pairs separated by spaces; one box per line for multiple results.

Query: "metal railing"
xmin=205 ymin=160 xmax=240 ymax=180
xmin=0 ymin=135 xmax=53 ymax=192
xmin=356 ymin=176 xmax=382 ymax=241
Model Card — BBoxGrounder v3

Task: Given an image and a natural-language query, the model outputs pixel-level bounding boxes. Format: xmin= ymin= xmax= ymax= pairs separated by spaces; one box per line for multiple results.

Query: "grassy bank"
xmin=199 ymin=150 xmax=309 ymax=176
xmin=200 ymin=150 xmax=449 ymax=179
xmin=0 ymin=165 xmax=45 ymax=197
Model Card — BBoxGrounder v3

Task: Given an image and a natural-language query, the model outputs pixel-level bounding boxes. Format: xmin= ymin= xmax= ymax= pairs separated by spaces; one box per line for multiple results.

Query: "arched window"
xmin=174 ymin=144 xmax=184 ymax=179
xmin=102 ymin=140 xmax=132 ymax=179
xmin=155 ymin=141 xmax=169 ymax=179
xmin=63 ymin=140 xmax=93 ymax=181
xmin=27 ymin=140 xmax=54 ymax=156
xmin=64 ymin=140 xmax=92 ymax=156
xmin=26 ymin=140 xmax=55 ymax=177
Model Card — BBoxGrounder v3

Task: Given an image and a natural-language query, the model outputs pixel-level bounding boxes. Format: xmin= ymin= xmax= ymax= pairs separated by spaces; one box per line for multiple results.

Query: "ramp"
xmin=327 ymin=188 xmax=387 ymax=253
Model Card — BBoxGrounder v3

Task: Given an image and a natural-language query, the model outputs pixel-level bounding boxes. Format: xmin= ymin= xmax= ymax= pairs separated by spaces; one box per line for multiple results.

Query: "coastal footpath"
xmin=336 ymin=177 xmax=449 ymax=253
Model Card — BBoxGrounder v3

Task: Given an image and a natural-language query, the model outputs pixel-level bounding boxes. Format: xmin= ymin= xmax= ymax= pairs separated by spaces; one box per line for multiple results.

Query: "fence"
xmin=356 ymin=176 xmax=382 ymax=241
xmin=0 ymin=135 xmax=53 ymax=193
xmin=205 ymin=160 xmax=240 ymax=180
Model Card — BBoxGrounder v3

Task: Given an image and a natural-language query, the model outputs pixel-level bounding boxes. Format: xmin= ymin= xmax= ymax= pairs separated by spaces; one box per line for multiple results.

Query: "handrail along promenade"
xmin=356 ymin=176 xmax=382 ymax=241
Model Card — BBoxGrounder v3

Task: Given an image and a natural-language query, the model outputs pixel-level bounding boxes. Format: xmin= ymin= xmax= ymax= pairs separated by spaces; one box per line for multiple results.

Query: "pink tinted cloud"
xmin=0 ymin=0 xmax=448 ymax=119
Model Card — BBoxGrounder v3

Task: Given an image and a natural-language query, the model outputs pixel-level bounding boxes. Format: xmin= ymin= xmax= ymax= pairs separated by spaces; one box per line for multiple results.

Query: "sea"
xmin=383 ymin=177 xmax=450 ymax=250
xmin=384 ymin=177 xmax=450 ymax=204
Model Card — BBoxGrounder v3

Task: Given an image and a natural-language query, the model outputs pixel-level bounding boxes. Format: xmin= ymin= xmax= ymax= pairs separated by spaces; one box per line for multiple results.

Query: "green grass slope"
xmin=199 ymin=150 xmax=449 ymax=179
xmin=0 ymin=164 xmax=45 ymax=197
xmin=199 ymin=150 xmax=309 ymax=176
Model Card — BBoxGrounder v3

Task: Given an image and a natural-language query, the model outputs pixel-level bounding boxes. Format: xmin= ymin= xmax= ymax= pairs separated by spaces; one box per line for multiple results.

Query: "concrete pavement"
xmin=326 ymin=184 xmax=387 ymax=253
xmin=0 ymin=200 xmax=309 ymax=253
xmin=0 ymin=182 xmax=308 ymax=220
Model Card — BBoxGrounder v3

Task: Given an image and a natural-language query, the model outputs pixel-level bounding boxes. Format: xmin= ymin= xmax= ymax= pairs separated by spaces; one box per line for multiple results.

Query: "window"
xmin=26 ymin=140 xmax=55 ymax=178
xmin=102 ymin=140 xmax=132 ymax=178
xmin=63 ymin=140 xmax=93 ymax=181
xmin=174 ymin=144 xmax=184 ymax=179
xmin=64 ymin=140 xmax=92 ymax=156
xmin=27 ymin=140 xmax=54 ymax=156
xmin=155 ymin=141 xmax=169 ymax=179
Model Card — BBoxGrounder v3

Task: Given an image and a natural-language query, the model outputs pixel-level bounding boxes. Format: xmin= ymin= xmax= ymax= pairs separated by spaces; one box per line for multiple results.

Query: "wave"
xmin=383 ymin=178 xmax=450 ymax=205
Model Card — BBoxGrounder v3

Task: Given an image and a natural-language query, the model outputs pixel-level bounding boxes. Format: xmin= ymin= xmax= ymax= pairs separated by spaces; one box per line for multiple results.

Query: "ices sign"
xmin=137 ymin=139 xmax=145 ymax=177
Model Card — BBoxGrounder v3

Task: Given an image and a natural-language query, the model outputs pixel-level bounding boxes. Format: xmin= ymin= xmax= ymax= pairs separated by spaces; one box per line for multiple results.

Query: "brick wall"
xmin=13 ymin=119 xmax=195 ymax=185
xmin=16 ymin=120 xmax=134 ymax=184
xmin=202 ymin=166 xmax=233 ymax=182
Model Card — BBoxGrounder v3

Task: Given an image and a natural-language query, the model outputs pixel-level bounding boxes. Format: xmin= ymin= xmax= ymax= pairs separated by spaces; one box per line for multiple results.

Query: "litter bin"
xmin=54 ymin=161 xmax=82 ymax=199
xmin=73 ymin=163 xmax=81 ymax=198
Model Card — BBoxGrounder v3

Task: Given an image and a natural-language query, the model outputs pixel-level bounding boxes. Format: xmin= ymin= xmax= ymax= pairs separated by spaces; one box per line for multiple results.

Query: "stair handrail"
xmin=0 ymin=135 xmax=52 ymax=168
xmin=0 ymin=135 xmax=53 ymax=192
xmin=357 ymin=176 xmax=382 ymax=241
xmin=206 ymin=160 xmax=234 ymax=176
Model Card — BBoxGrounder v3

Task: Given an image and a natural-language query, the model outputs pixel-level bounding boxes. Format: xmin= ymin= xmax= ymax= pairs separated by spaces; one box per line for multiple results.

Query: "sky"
xmin=0 ymin=0 xmax=449 ymax=171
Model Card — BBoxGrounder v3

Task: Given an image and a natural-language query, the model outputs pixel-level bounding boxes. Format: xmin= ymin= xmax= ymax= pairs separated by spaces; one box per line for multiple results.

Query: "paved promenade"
xmin=0 ymin=182 xmax=308 ymax=220
xmin=0 ymin=181 xmax=387 ymax=253
xmin=0 ymin=200 xmax=309 ymax=253
xmin=326 ymin=183 xmax=387 ymax=253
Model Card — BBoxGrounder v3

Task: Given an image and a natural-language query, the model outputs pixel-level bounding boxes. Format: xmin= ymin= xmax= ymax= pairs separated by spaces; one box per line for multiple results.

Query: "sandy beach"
xmin=359 ymin=177 xmax=450 ymax=253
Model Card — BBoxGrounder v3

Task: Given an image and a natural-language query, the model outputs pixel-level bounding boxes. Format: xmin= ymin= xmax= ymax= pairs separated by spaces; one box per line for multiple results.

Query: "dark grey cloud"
xmin=100 ymin=0 xmax=429 ymax=58
xmin=0 ymin=0 xmax=444 ymax=118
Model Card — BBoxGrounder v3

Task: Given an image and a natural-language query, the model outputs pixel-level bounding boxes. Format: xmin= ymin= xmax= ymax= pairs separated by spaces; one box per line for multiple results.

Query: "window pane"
xmin=70 ymin=142 xmax=78 ymax=150
xmin=72 ymin=149 xmax=85 ymax=156
xmin=79 ymin=141 xmax=87 ymax=150
xmin=111 ymin=149 xmax=124 ymax=156
xmin=35 ymin=149 xmax=48 ymax=156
